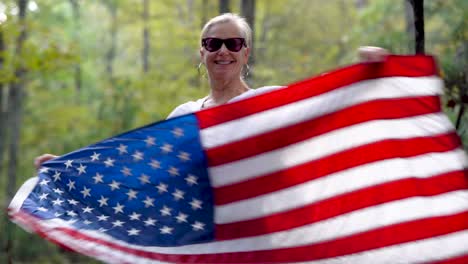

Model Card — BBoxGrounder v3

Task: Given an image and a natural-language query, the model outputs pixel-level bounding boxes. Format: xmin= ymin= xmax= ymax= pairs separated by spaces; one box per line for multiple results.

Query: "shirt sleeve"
xmin=166 ymin=100 xmax=203 ymax=119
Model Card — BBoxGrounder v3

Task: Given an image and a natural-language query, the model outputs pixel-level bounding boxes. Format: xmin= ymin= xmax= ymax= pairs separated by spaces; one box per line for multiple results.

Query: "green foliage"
xmin=0 ymin=0 xmax=466 ymax=262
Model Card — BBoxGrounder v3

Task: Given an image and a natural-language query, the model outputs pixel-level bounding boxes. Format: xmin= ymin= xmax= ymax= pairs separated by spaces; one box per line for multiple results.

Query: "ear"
xmin=200 ymin=47 xmax=205 ymax=59
xmin=244 ymin=47 xmax=250 ymax=62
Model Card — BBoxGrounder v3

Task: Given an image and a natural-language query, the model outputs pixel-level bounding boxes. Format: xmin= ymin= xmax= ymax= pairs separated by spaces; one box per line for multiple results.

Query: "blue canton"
xmin=22 ymin=115 xmax=214 ymax=246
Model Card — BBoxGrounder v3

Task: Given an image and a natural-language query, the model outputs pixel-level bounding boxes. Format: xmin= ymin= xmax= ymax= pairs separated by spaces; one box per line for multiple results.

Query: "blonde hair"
xmin=200 ymin=13 xmax=252 ymax=48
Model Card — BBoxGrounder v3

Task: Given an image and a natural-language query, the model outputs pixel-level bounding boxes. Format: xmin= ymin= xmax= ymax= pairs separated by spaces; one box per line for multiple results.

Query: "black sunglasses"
xmin=201 ymin=38 xmax=247 ymax=52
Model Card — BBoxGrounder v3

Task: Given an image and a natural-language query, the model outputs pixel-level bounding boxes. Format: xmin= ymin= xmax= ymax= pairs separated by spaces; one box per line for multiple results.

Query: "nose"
xmin=218 ymin=43 xmax=229 ymax=53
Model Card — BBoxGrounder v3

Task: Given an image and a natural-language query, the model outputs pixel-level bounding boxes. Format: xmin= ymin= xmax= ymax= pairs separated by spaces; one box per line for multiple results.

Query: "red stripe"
xmin=214 ymin=133 xmax=461 ymax=205
xmin=196 ymin=55 xmax=438 ymax=129
xmin=431 ymin=254 xmax=468 ymax=264
xmin=206 ymin=96 xmax=441 ymax=167
xmin=12 ymin=209 xmax=468 ymax=263
xmin=216 ymin=170 xmax=468 ymax=239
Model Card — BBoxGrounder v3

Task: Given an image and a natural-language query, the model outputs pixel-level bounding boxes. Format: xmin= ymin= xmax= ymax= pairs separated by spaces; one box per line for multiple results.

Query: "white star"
xmin=129 ymin=212 xmax=141 ymax=221
xmin=185 ymin=174 xmax=198 ymax=186
xmin=108 ymin=180 xmax=121 ymax=191
xmin=156 ymin=182 xmax=168 ymax=193
xmin=189 ymin=199 xmax=202 ymax=210
xmin=66 ymin=180 xmax=76 ymax=191
xmin=160 ymin=226 xmax=173 ymax=234
xmin=68 ymin=199 xmax=79 ymax=205
xmin=117 ymin=144 xmax=128 ymax=154
xmin=98 ymin=196 xmax=109 ymax=207
xmin=37 ymin=207 xmax=48 ymax=212
xmin=77 ymin=163 xmax=87 ymax=175
xmin=104 ymin=158 xmax=115 ymax=167
xmin=90 ymin=152 xmax=101 ymax=161
xmin=93 ymin=173 xmax=104 ymax=184
xmin=82 ymin=206 xmax=94 ymax=213
xmin=191 ymin=221 xmax=205 ymax=231
xmin=54 ymin=212 xmax=63 ymax=217
xmin=83 ymin=220 xmax=92 ymax=225
xmin=126 ymin=189 xmax=138 ymax=200
xmin=160 ymin=205 xmax=172 ymax=216
xmin=143 ymin=196 xmax=155 ymax=208
xmin=53 ymin=188 xmax=64 ymax=195
xmin=172 ymin=189 xmax=185 ymax=200
xmin=160 ymin=143 xmax=173 ymax=153
xmin=52 ymin=198 xmax=64 ymax=206
xmin=127 ymin=228 xmax=140 ymax=236
xmin=66 ymin=210 xmax=77 ymax=217
xmin=175 ymin=212 xmax=188 ymax=223
xmin=138 ymin=174 xmax=151 ymax=184
xmin=172 ymin=127 xmax=184 ymax=137
xmin=177 ymin=151 xmax=191 ymax=162
xmin=38 ymin=193 xmax=49 ymax=201
xmin=148 ymin=159 xmax=161 ymax=169
xmin=144 ymin=136 xmax=156 ymax=146
xmin=68 ymin=218 xmax=78 ymax=224
xmin=167 ymin=166 xmax=179 ymax=176
xmin=97 ymin=214 xmax=109 ymax=221
xmin=52 ymin=171 xmax=61 ymax=182
xmin=39 ymin=167 xmax=49 ymax=174
xmin=64 ymin=160 xmax=73 ymax=169
xmin=132 ymin=151 xmax=144 ymax=161
xmin=98 ymin=227 xmax=108 ymax=232
xmin=113 ymin=203 xmax=125 ymax=214
xmin=144 ymin=217 xmax=157 ymax=226
xmin=80 ymin=186 xmax=91 ymax=198
xmin=121 ymin=166 xmax=132 ymax=177
xmin=112 ymin=220 xmax=125 ymax=227
xmin=39 ymin=179 xmax=50 ymax=186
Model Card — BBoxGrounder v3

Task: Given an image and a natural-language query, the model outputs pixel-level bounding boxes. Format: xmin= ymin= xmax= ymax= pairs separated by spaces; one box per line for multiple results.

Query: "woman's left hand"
xmin=358 ymin=46 xmax=390 ymax=62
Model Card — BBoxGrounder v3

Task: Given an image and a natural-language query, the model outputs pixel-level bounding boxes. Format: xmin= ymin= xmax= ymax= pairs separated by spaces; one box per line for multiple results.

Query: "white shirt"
xmin=167 ymin=85 xmax=284 ymax=119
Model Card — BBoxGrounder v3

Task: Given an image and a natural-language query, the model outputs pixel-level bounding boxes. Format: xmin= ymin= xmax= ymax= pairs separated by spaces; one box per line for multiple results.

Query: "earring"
xmin=198 ymin=62 xmax=207 ymax=78
xmin=243 ymin=64 xmax=250 ymax=77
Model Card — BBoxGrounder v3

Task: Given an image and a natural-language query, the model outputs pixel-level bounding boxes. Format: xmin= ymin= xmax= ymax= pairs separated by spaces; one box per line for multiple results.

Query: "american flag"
xmin=9 ymin=55 xmax=468 ymax=263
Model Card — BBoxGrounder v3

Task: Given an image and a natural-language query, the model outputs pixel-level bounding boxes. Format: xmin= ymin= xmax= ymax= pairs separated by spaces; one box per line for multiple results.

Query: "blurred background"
xmin=0 ymin=0 xmax=466 ymax=263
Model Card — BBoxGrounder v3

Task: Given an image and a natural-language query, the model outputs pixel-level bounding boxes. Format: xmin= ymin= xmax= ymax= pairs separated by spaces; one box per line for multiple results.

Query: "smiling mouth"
xmin=215 ymin=60 xmax=235 ymax=65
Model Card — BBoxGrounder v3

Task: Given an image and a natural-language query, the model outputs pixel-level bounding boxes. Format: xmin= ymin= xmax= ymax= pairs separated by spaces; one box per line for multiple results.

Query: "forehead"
xmin=204 ymin=21 xmax=244 ymax=38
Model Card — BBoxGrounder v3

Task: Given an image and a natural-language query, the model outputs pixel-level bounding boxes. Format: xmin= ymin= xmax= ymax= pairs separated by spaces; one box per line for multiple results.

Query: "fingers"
xmin=358 ymin=46 xmax=390 ymax=62
xmin=34 ymin=154 xmax=58 ymax=170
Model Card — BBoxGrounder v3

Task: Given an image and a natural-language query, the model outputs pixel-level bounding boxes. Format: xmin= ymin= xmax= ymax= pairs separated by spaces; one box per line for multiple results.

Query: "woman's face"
xmin=200 ymin=21 xmax=250 ymax=82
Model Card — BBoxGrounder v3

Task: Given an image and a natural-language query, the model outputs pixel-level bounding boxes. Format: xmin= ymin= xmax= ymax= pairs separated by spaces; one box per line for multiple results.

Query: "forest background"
xmin=0 ymin=0 xmax=466 ymax=263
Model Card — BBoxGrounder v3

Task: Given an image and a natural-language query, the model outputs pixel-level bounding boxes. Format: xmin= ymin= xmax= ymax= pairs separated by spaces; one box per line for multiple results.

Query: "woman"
xmin=35 ymin=13 xmax=388 ymax=168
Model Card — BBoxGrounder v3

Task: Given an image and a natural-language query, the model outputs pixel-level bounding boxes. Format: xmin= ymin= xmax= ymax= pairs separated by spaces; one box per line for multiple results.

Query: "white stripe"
xmin=215 ymin=148 xmax=467 ymax=223
xmin=201 ymin=77 xmax=442 ymax=149
xmin=300 ymin=230 xmax=468 ymax=264
xmin=210 ymin=113 xmax=454 ymax=187
xmin=13 ymin=191 xmax=468 ymax=255
xmin=8 ymin=176 xmax=38 ymax=214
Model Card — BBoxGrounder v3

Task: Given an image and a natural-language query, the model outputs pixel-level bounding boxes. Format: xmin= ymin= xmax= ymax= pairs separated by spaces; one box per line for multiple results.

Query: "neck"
xmin=207 ymin=78 xmax=250 ymax=105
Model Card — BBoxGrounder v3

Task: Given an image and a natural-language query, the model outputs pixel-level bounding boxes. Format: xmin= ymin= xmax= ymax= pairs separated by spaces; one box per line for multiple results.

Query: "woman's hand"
xmin=358 ymin=46 xmax=390 ymax=62
xmin=34 ymin=153 xmax=58 ymax=170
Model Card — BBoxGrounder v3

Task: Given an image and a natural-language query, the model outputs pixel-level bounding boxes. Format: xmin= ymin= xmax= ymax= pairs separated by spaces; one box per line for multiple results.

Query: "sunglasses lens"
xmin=225 ymin=38 xmax=244 ymax=52
xmin=204 ymin=38 xmax=223 ymax=52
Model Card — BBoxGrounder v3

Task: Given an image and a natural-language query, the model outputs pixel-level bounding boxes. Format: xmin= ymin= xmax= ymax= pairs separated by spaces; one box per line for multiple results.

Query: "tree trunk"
xmin=0 ymin=23 xmax=6 ymax=181
xmin=69 ymin=0 xmax=82 ymax=92
xmin=354 ymin=0 xmax=368 ymax=9
xmin=105 ymin=1 xmax=118 ymax=84
xmin=5 ymin=1 xmax=29 ymax=262
xmin=142 ymin=0 xmax=150 ymax=73
xmin=404 ymin=0 xmax=415 ymax=52
xmin=219 ymin=0 xmax=230 ymax=14
xmin=408 ymin=0 xmax=425 ymax=54
xmin=201 ymin=0 xmax=208 ymax=28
